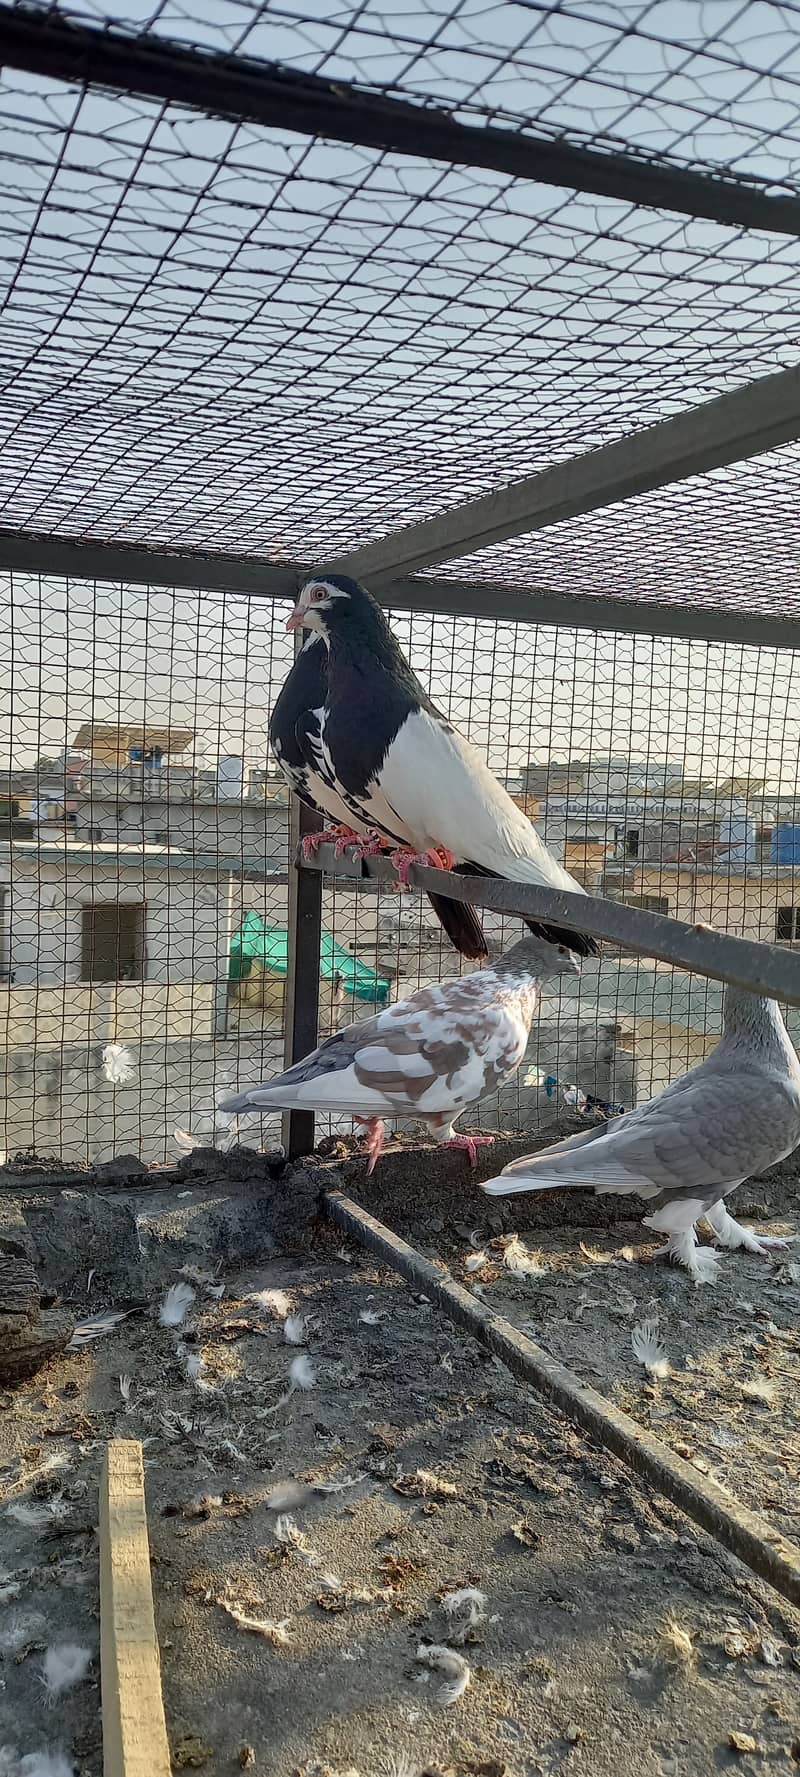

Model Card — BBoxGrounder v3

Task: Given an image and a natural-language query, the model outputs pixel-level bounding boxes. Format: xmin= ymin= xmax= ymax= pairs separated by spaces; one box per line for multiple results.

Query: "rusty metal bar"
xmin=298 ymin=842 xmax=800 ymax=1005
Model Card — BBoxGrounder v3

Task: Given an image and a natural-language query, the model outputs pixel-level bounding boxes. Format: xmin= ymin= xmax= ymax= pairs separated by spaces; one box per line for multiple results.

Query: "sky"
xmin=3 ymin=573 xmax=800 ymax=795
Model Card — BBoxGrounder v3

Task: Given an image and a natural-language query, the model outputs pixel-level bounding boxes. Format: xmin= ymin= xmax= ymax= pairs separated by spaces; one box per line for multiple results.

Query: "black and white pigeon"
xmin=283 ymin=573 xmax=598 ymax=959
xmin=482 ymin=984 xmax=800 ymax=1284
xmin=269 ymin=629 xmax=490 ymax=959
xmin=218 ymin=934 xmax=579 ymax=1172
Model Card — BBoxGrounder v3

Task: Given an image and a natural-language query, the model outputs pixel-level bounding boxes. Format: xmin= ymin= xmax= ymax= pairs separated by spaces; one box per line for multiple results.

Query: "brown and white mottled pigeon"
xmin=482 ymin=985 xmax=800 ymax=1284
xmin=218 ymin=935 xmax=579 ymax=1171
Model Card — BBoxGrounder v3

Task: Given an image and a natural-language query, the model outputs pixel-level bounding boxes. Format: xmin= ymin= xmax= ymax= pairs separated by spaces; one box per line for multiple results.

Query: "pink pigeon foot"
xmin=390 ymin=844 xmax=457 ymax=888
xmin=354 ymin=1115 xmax=386 ymax=1176
xmin=443 ymin=1132 xmax=496 ymax=1169
xmin=348 ymin=830 xmax=392 ymax=862
xmin=301 ymin=823 xmax=361 ymax=862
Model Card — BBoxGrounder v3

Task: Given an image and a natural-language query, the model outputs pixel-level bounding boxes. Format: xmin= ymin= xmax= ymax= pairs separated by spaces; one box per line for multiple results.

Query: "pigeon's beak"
xmin=286 ymin=606 xmax=304 ymax=632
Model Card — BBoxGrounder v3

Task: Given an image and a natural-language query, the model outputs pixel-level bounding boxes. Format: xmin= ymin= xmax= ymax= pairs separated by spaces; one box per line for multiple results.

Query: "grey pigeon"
xmin=219 ymin=935 xmax=578 ymax=1172
xmin=283 ymin=572 xmax=598 ymax=958
xmin=482 ymin=985 xmax=800 ymax=1284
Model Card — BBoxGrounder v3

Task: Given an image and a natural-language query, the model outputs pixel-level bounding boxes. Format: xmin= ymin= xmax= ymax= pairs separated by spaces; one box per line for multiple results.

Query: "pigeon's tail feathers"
xmin=217 ymin=1085 xmax=291 ymax=1114
xmin=482 ymin=1122 xmax=614 ymax=1195
xmin=427 ymin=892 xmax=488 ymax=960
xmin=443 ymin=863 xmax=597 ymax=959
xmin=482 ymin=1165 xmax=592 ymax=1198
xmin=522 ymin=917 xmax=599 ymax=958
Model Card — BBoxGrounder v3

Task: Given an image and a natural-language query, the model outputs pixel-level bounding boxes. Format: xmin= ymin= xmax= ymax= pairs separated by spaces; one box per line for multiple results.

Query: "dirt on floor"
xmin=2 ymin=1137 xmax=800 ymax=1777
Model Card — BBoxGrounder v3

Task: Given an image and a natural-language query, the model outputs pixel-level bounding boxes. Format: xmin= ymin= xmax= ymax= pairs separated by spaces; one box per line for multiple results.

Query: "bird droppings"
xmin=172 ymin=1732 xmax=214 ymax=1769
xmin=659 ymin=1620 xmax=697 ymax=1672
xmin=391 ymin=1471 xmax=459 ymax=1500
xmin=217 ymin=1601 xmax=293 ymax=1645
xmin=728 ymin=1731 xmax=759 ymax=1754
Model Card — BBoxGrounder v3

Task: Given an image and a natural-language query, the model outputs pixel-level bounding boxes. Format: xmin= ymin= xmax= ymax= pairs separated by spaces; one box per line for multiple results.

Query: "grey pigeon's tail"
xmin=427 ymin=890 xmax=488 ymax=960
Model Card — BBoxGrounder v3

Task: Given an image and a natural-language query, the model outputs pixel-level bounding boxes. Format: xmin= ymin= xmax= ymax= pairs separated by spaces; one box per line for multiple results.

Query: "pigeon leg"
xmin=705 ymin=1199 xmax=794 ymax=1257
xmin=301 ymin=823 xmax=361 ymax=861
xmin=442 ymin=1132 xmax=496 ymax=1169
xmin=644 ymin=1203 xmax=721 ymax=1286
xmin=390 ymin=845 xmax=457 ymax=888
xmin=349 ymin=830 xmax=393 ymax=862
xmin=648 ymin=1227 xmax=721 ymax=1286
xmin=353 ymin=1115 xmax=386 ymax=1175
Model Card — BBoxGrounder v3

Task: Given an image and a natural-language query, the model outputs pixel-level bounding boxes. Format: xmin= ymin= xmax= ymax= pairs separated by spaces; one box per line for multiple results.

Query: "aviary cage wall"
xmin=3 ymin=1 xmax=800 ymax=1169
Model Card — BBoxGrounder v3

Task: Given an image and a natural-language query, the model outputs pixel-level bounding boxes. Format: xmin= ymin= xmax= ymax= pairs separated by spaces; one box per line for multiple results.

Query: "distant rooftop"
xmin=72 ymin=723 xmax=196 ymax=763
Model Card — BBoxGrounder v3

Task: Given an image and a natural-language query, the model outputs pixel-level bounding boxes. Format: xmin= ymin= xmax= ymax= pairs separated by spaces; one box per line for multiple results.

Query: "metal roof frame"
xmin=4 ymin=6 xmax=800 ymax=236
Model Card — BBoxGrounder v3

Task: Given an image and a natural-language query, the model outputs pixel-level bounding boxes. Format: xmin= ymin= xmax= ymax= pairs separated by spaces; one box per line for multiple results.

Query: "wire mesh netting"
xmin=3 ymin=2 xmax=800 ymax=1168
xmin=2 ymin=570 xmax=800 ymax=1165
xmin=1 ymin=2 xmax=800 ymax=623
xmin=19 ymin=0 xmax=800 ymax=185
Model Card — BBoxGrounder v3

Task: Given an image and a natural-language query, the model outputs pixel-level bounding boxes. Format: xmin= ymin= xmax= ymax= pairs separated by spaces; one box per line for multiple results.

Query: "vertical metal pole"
xmin=282 ymin=802 xmax=323 ymax=1161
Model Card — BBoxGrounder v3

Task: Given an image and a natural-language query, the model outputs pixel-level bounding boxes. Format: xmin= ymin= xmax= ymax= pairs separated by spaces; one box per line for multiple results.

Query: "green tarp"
xmin=229 ymin=912 xmax=389 ymax=1005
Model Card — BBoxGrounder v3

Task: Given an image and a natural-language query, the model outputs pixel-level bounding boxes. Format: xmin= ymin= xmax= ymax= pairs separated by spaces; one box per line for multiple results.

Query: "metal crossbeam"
xmin=299 ymin=844 xmax=800 ymax=1007
xmin=337 ymin=362 xmax=800 ymax=583
xmin=3 ymin=7 xmax=800 ymax=236
xmin=3 ymin=531 xmax=800 ymax=648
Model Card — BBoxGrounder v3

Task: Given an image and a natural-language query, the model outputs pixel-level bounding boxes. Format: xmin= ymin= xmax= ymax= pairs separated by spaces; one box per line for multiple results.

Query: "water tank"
xmin=772 ymin=823 xmax=800 ymax=864
xmin=217 ymin=756 xmax=243 ymax=799
xmin=719 ymin=806 xmax=756 ymax=864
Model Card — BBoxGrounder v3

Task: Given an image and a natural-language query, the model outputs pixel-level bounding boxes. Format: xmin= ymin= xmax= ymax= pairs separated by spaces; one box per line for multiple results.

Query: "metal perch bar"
xmin=298 ymin=842 xmax=800 ymax=1006
xmin=326 ymin=1189 xmax=800 ymax=1611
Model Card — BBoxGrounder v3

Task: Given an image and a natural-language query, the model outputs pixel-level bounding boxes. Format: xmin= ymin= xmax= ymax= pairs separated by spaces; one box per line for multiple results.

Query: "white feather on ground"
xmin=42 ymin=1643 xmax=92 ymax=1701
xmin=159 ymin=1282 xmax=195 ymax=1328
xmin=101 ymin=1043 xmax=137 ymax=1086
xmin=248 ymin=1288 xmax=293 ymax=1318
xmin=282 ymin=1314 xmax=309 ymax=1346
xmin=66 ymin=1309 xmax=129 ymax=1349
xmin=288 ymin=1355 xmax=315 ymax=1391
xmin=415 ymin=1643 xmax=471 ymax=1704
xmin=631 ymin=1317 xmax=670 ymax=1380
xmin=264 ymin=1481 xmax=313 ymax=1511
xmin=502 ymin=1235 xmax=546 ymax=1278
xmin=441 ymin=1586 xmax=487 ymax=1644
xmin=8 ymin=1499 xmax=68 ymax=1529
xmin=20 ymin=1755 xmax=76 ymax=1777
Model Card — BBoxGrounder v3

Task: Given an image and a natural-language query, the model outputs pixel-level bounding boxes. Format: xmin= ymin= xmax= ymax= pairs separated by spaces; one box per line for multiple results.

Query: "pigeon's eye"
xmin=309 ymin=585 xmax=328 ymax=604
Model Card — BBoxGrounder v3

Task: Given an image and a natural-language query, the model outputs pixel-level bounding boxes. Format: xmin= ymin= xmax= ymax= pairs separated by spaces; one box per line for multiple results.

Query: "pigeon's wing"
xmin=362 ymin=709 xmax=585 ymax=894
xmin=492 ymin=1073 xmax=800 ymax=1203
xmin=220 ymin=974 xmax=531 ymax=1117
xmin=269 ymin=637 xmax=367 ymax=828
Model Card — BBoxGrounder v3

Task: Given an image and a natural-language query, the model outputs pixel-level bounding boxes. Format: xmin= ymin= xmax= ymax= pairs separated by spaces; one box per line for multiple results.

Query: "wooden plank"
xmin=100 ymin=1440 xmax=172 ymax=1777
